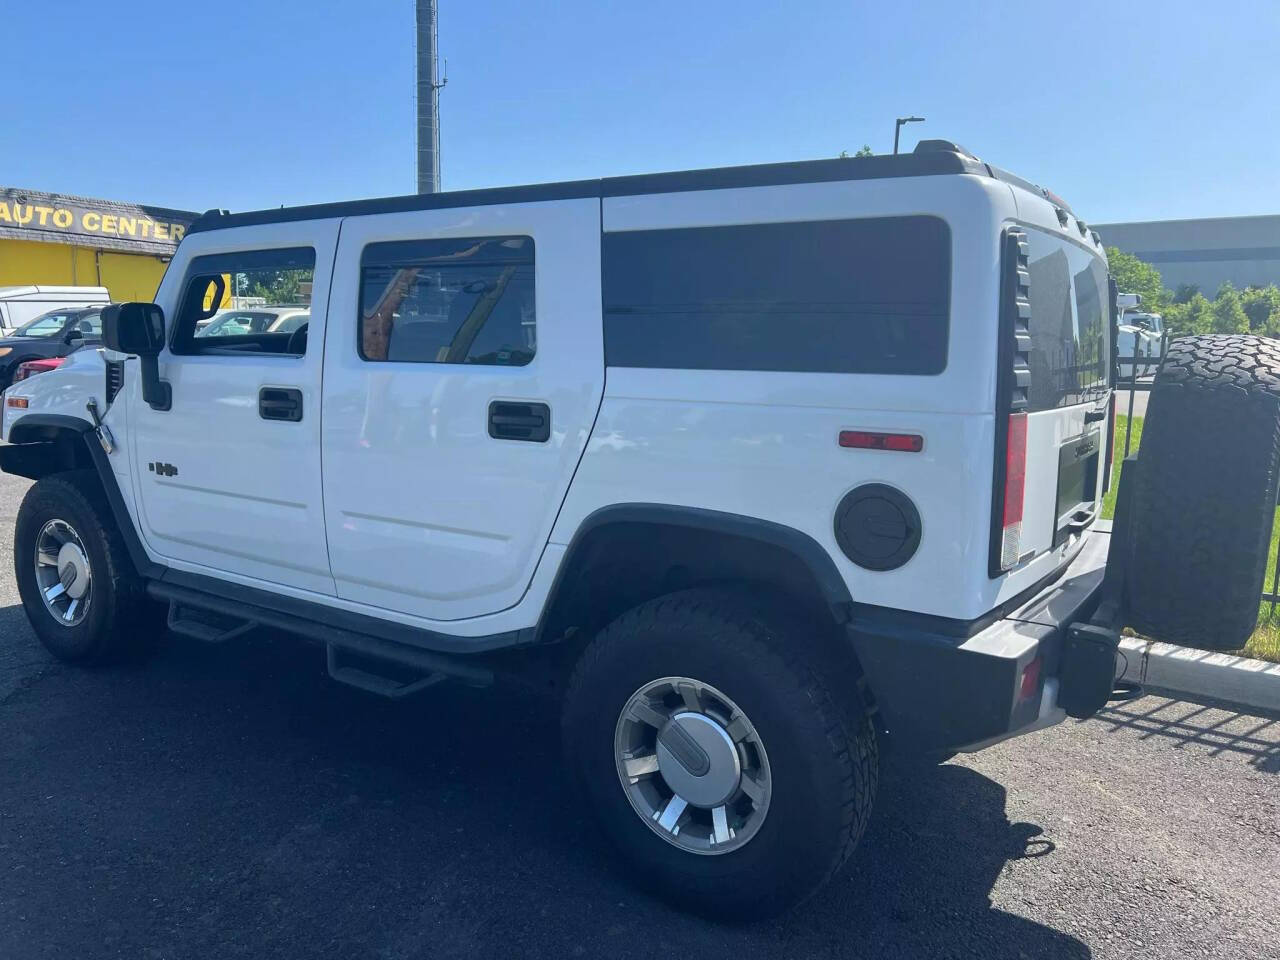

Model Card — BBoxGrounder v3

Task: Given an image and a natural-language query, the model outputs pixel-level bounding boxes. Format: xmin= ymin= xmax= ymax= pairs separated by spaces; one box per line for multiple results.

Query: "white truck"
xmin=2 ymin=141 xmax=1276 ymax=916
xmin=1115 ymin=291 xmax=1166 ymax=379
xmin=0 ymin=285 xmax=111 ymax=334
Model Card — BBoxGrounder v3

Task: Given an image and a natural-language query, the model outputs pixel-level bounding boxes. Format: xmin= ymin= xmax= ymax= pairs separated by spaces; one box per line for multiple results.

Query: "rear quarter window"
xmin=602 ymin=216 xmax=951 ymax=374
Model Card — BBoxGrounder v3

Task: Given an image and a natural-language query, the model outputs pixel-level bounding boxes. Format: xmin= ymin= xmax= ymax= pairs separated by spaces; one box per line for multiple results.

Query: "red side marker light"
xmin=839 ymin=430 xmax=924 ymax=453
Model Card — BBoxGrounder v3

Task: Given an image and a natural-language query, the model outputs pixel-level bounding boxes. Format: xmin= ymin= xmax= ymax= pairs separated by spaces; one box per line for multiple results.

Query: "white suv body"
xmin=6 ymin=156 xmax=1111 ymax=630
xmin=0 ymin=143 xmax=1123 ymax=914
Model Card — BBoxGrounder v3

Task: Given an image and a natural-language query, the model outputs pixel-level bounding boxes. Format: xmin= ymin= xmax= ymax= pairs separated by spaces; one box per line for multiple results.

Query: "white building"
xmin=1095 ymin=214 xmax=1280 ymax=294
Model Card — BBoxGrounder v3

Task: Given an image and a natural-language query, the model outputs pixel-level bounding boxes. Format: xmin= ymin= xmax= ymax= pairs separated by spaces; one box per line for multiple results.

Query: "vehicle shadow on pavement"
xmin=0 ymin=626 xmax=1090 ymax=959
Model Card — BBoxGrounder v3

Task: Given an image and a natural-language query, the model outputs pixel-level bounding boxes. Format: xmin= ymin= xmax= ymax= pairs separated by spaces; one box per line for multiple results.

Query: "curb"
xmin=1119 ymin=637 xmax=1280 ymax=715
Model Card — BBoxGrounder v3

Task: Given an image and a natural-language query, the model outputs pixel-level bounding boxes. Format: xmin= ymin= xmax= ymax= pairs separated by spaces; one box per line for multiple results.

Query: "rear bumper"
xmin=848 ymin=524 xmax=1115 ymax=754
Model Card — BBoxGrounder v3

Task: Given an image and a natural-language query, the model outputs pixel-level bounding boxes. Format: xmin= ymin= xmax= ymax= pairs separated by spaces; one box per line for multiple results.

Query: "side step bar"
xmin=147 ymin=580 xmax=494 ymax=692
xmin=167 ymin=601 xmax=258 ymax=644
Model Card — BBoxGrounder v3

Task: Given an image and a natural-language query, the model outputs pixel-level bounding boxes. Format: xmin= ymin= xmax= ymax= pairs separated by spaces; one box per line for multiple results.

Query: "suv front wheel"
xmin=562 ymin=588 xmax=878 ymax=917
xmin=15 ymin=470 xmax=159 ymax=664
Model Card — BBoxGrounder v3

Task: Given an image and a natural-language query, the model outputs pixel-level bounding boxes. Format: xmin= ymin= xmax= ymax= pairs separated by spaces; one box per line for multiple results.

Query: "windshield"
xmin=14 ymin=311 xmax=75 ymax=338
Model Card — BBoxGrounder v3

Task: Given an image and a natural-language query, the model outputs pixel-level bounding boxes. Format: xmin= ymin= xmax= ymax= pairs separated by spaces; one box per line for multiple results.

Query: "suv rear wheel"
xmin=14 ymin=470 xmax=160 ymax=664
xmin=561 ymin=588 xmax=877 ymax=917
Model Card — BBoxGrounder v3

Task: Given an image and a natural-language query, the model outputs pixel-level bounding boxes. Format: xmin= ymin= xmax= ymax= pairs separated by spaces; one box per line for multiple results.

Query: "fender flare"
xmin=2 ymin=413 xmax=163 ymax=578
xmin=536 ymin=503 xmax=854 ymax=642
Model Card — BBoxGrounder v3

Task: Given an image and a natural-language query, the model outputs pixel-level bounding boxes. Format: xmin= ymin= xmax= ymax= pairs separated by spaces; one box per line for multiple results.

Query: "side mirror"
xmin=102 ymin=302 xmax=165 ymax=356
xmin=64 ymin=328 xmax=84 ymax=344
xmin=101 ymin=302 xmax=171 ymax=411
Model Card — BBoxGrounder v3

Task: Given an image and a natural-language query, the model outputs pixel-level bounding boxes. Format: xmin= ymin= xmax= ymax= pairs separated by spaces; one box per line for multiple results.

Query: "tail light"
xmin=990 ymin=229 xmax=1032 ymax=576
xmin=999 ymin=412 xmax=1028 ymax=570
xmin=12 ymin=359 xmax=64 ymax=383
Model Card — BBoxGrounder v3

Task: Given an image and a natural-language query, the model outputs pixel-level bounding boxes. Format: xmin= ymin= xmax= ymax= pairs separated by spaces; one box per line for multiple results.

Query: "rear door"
xmin=1005 ymin=223 xmax=1112 ymax=569
xmin=320 ymin=199 xmax=604 ymax=621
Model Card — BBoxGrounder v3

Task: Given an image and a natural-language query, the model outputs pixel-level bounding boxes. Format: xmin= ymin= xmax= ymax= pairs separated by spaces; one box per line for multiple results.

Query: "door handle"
xmin=488 ymin=401 xmax=550 ymax=442
xmin=1067 ymin=506 xmax=1098 ymax=533
xmin=259 ymin=387 xmax=303 ymax=422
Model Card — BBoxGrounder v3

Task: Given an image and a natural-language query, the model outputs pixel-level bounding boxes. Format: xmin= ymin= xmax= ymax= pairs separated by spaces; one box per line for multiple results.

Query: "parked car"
xmin=0 ymin=305 xmax=106 ymax=390
xmin=11 ymin=356 xmax=68 ymax=383
xmin=195 ymin=307 xmax=310 ymax=338
xmin=1 ymin=142 xmax=1275 ymax=917
xmin=0 ymin=285 xmax=110 ymax=335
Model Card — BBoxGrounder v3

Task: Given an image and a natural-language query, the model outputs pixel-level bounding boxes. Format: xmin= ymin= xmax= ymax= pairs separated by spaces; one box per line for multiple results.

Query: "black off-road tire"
xmin=14 ymin=470 xmax=161 ymax=665
xmin=561 ymin=588 xmax=878 ymax=917
xmin=1128 ymin=335 xmax=1280 ymax=649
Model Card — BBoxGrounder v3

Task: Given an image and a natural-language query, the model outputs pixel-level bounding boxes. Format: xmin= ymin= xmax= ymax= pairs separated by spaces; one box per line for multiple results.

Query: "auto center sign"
xmin=0 ymin=187 xmax=196 ymax=255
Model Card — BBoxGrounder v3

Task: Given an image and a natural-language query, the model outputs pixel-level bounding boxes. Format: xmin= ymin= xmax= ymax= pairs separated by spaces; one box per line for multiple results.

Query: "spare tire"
xmin=1127 ymin=334 xmax=1280 ymax=650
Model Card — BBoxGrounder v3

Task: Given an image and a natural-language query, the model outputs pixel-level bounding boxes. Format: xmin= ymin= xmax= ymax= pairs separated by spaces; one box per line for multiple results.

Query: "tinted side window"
xmin=359 ymin=236 xmax=535 ymax=366
xmin=172 ymin=247 xmax=315 ymax=356
xmin=602 ymin=216 xmax=950 ymax=374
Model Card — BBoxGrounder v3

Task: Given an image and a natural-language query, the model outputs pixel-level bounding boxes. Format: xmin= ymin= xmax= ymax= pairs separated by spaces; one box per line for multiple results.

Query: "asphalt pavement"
xmin=0 ymin=472 xmax=1277 ymax=960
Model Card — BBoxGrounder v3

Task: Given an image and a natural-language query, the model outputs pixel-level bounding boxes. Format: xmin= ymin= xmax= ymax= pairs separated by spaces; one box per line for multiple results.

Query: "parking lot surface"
xmin=1 ymin=473 xmax=1278 ymax=960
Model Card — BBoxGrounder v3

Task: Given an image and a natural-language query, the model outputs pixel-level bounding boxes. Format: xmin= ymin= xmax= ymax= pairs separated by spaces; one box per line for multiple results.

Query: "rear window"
xmin=1024 ymin=228 xmax=1110 ymax=410
xmin=602 ymin=216 xmax=951 ymax=374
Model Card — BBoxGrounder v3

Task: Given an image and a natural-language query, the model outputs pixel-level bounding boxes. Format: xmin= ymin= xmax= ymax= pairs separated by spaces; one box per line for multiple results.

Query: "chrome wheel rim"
xmin=614 ymin=676 xmax=772 ymax=856
xmin=34 ymin=519 xmax=92 ymax=627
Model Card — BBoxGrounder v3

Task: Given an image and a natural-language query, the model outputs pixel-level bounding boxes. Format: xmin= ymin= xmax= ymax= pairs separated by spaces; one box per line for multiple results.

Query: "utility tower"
xmin=415 ymin=0 xmax=445 ymax=193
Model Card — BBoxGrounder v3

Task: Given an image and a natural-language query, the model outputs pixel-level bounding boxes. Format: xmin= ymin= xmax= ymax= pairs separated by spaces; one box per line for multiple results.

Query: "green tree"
xmin=1171 ymin=293 xmax=1214 ymax=336
xmin=1106 ymin=247 xmax=1167 ymax=312
xmin=1241 ymin=284 xmax=1280 ymax=332
xmin=1172 ymin=282 xmax=1200 ymax=304
xmin=1210 ymin=283 xmax=1250 ymax=334
xmin=246 ymin=269 xmax=308 ymax=305
xmin=839 ymin=145 xmax=875 ymax=158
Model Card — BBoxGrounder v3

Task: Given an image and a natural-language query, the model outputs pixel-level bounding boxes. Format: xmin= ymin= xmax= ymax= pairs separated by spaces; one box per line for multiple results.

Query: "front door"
xmin=129 ymin=220 xmax=340 ymax=595
xmin=320 ymin=199 xmax=604 ymax=621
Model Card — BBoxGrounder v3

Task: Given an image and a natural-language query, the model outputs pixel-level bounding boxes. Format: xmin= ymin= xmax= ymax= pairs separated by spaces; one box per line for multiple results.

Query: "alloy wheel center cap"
xmin=56 ymin=542 xmax=90 ymax=599
xmin=655 ymin=712 xmax=741 ymax=808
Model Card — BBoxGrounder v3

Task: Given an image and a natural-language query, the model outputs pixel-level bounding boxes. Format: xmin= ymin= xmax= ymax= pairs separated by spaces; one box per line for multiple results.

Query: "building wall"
xmin=1096 ymin=215 xmax=1280 ymax=294
xmin=0 ymin=237 xmax=169 ymax=301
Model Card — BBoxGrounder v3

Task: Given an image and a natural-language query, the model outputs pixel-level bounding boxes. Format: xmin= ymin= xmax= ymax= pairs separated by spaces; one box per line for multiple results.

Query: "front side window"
xmin=77 ymin=312 xmax=103 ymax=336
xmin=172 ymin=247 xmax=315 ymax=356
xmin=358 ymin=235 xmax=535 ymax=366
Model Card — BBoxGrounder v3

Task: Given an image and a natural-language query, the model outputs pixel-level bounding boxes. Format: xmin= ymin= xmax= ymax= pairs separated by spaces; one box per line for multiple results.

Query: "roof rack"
xmin=188 ymin=145 xmax=1072 ymax=235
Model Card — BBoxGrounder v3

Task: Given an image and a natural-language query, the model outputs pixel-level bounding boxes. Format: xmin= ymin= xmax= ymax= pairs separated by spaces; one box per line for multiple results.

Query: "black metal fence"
xmin=1114 ymin=343 xmax=1280 ymax=617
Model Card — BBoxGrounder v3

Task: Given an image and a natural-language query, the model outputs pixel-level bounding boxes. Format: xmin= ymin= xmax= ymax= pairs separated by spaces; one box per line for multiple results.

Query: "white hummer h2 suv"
xmin=4 ymin=141 xmax=1277 ymax=916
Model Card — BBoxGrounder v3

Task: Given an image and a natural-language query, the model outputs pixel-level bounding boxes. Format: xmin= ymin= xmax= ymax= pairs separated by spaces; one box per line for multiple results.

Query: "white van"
xmin=0 ymin=286 xmax=111 ymax=334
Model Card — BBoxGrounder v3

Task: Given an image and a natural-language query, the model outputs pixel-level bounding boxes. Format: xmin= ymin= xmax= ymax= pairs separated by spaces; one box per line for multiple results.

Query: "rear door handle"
xmin=259 ymin=387 xmax=303 ymax=422
xmin=488 ymin=401 xmax=550 ymax=442
xmin=1068 ymin=506 xmax=1098 ymax=533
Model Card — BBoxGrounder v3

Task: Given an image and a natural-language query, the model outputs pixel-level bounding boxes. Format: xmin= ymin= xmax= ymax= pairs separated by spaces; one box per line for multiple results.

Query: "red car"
xmin=10 ymin=357 xmax=65 ymax=383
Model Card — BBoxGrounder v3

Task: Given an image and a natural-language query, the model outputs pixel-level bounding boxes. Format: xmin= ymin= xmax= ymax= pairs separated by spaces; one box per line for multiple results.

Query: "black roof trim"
xmin=188 ymin=151 xmax=996 ymax=235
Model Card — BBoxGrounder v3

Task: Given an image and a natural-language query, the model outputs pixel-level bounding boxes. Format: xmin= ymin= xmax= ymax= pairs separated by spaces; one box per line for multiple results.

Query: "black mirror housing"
xmin=103 ymin=302 xmax=165 ymax=356
xmin=102 ymin=303 xmax=170 ymax=411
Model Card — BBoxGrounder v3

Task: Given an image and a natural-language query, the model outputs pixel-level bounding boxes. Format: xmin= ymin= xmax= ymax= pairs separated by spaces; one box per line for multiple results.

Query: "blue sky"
xmin=6 ymin=0 xmax=1276 ymax=222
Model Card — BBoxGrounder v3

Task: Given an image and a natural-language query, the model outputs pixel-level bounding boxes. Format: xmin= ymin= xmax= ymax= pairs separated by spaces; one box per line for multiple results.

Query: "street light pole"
xmin=894 ymin=116 xmax=925 ymax=155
